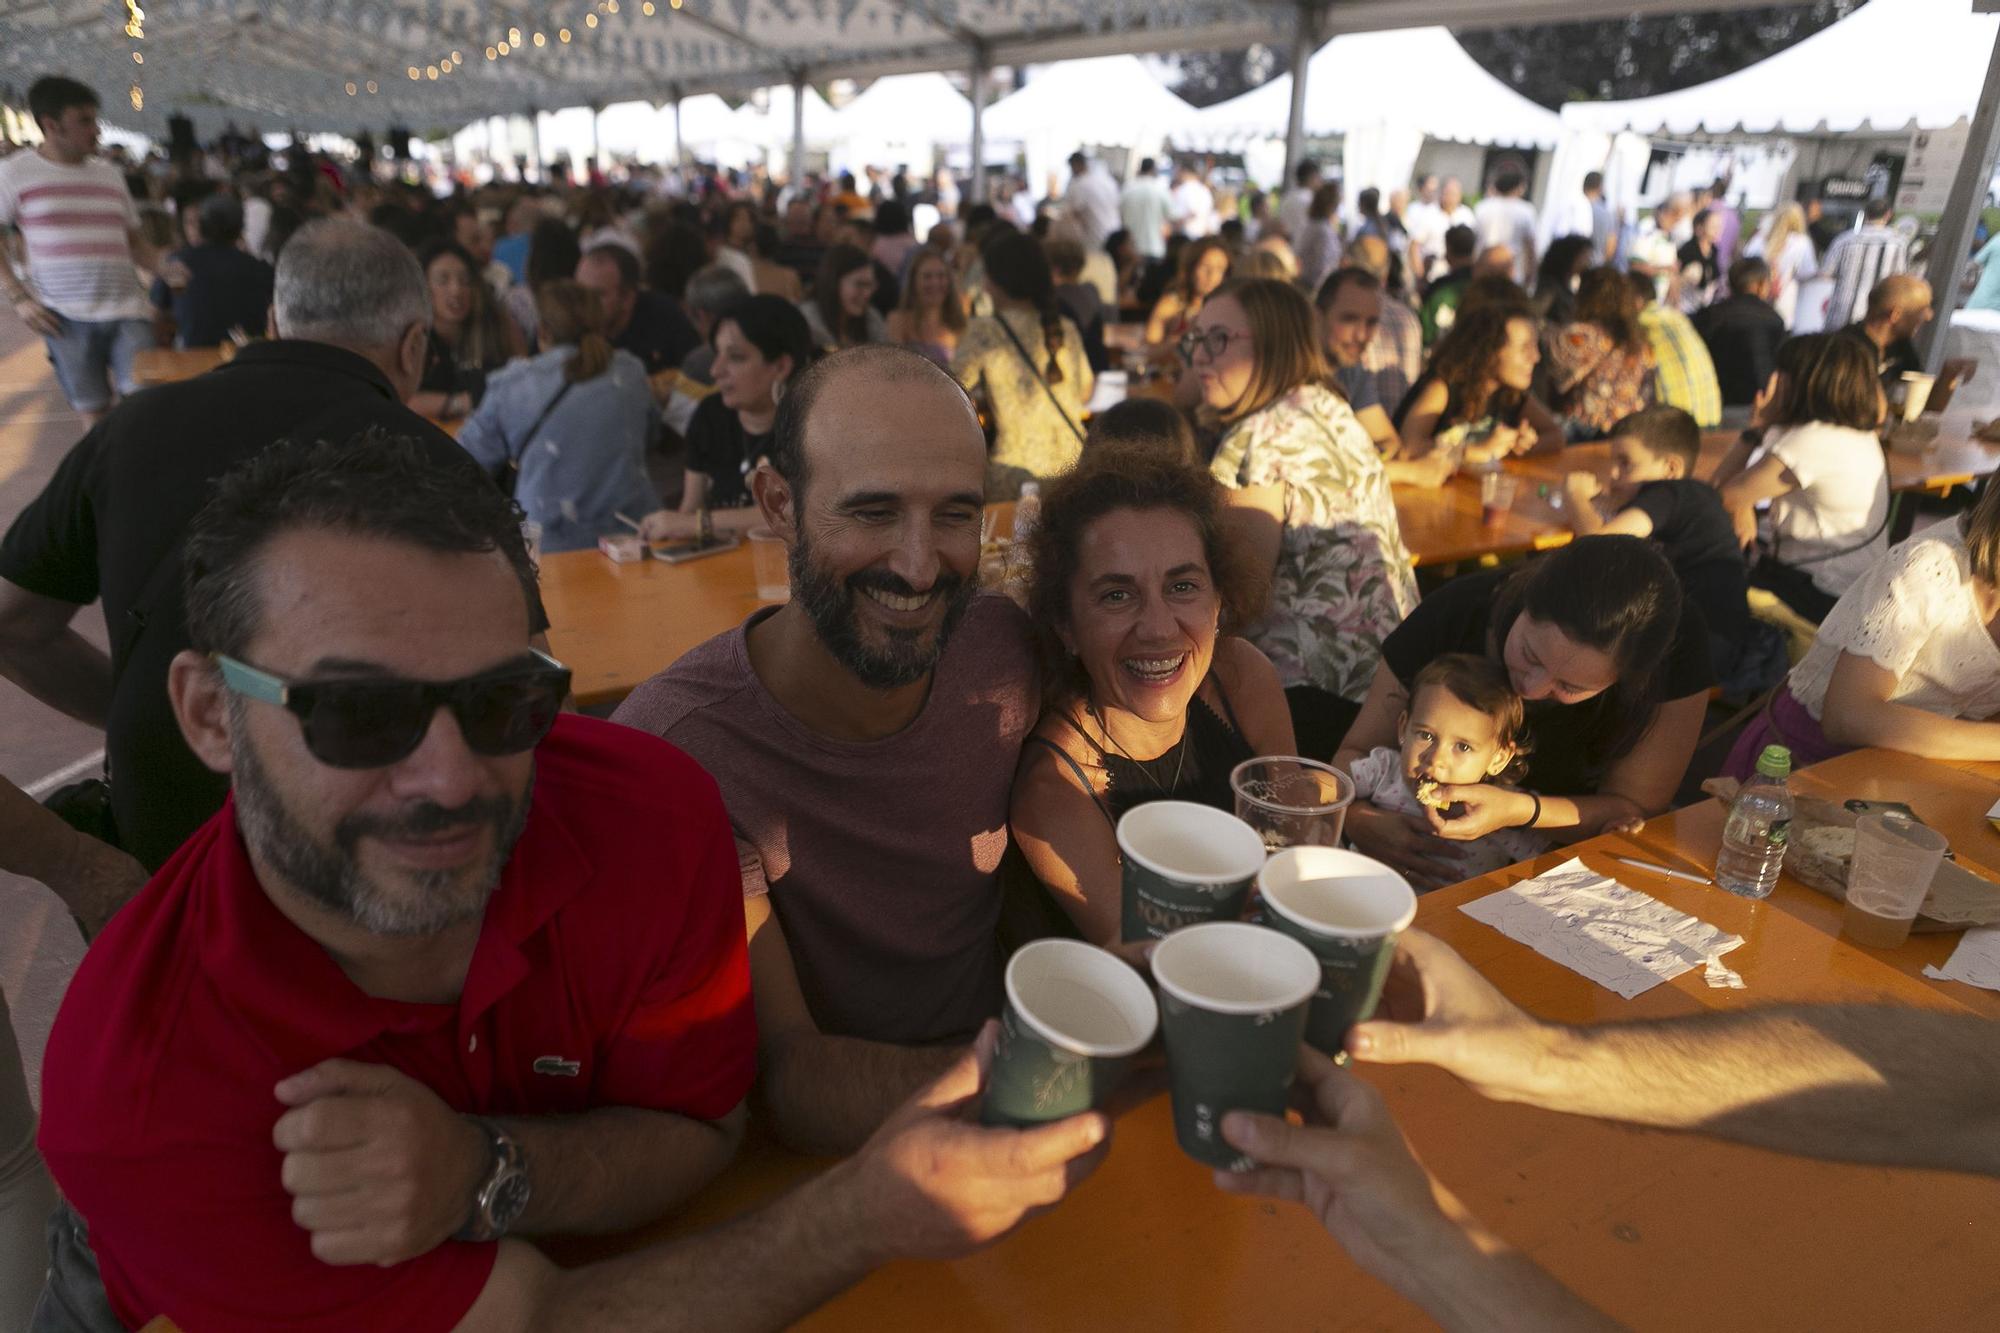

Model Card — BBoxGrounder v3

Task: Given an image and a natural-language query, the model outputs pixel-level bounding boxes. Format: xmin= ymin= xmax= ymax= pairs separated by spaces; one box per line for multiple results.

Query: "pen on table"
xmin=1608 ymin=855 xmax=1711 ymax=886
xmin=614 ymin=511 xmax=643 ymax=533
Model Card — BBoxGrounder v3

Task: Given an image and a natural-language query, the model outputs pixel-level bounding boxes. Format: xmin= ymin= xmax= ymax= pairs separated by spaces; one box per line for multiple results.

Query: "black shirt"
xmin=147 ymin=243 xmax=275 ymax=349
xmin=614 ymin=290 xmax=701 ymax=376
xmin=1838 ymin=321 xmax=1920 ymax=386
xmin=1625 ymin=479 xmax=1752 ymax=642
xmin=684 ymin=394 xmax=769 ymax=510
xmin=1054 ymin=282 xmax=1109 ymax=374
xmin=0 ymin=341 xmax=548 ymax=870
xmin=1691 ymin=294 xmax=1786 ymax=406
xmin=420 ymin=329 xmax=491 ymax=407
xmin=1379 ymin=568 xmax=1714 ymax=796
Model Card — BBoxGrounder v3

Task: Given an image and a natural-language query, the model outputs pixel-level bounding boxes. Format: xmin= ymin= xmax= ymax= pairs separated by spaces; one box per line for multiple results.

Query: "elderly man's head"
xmin=683 ymin=263 xmax=753 ymax=339
xmin=272 ymin=219 xmax=432 ymax=400
xmin=1868 ymin=274 xmax=1934 ymax=342
xmin=1475 ymin=245 xmax=1516 ymax=279
xmin=756 ymin=347 xmax=986 ymax=691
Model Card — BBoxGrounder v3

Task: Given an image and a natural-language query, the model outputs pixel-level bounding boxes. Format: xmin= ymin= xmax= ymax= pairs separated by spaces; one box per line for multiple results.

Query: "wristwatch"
xmin=454 ymin=1117 xmax=531 ymax=1243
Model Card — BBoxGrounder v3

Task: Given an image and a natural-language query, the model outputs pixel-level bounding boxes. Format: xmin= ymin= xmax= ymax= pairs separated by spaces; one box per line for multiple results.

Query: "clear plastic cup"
xmin=1480 ymin=472 xmax=1519 ymax=525
xmin=1841 ymin=812 xmax=1949 ymax=949
xmin=748 ymin=528 xmax=790 ymax=602
xmin=1230 ymin=757 xmax=1355 ymax=851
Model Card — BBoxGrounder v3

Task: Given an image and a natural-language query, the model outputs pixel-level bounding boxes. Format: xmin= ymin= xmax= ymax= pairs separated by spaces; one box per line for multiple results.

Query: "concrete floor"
xmin=0 ymin=316 xmax=104 ymax=1107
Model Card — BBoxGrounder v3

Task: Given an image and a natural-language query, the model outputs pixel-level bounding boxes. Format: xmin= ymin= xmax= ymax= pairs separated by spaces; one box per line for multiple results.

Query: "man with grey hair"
xmin=662 ymin=262 xmax=753 ymax=436
xmin=0 ymin=217 xmax=544 ymax=869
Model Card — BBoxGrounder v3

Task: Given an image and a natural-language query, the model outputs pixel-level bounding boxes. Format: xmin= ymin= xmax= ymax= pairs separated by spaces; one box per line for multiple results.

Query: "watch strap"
xmin=453 ymin=1117 xmax=528 ymax=1243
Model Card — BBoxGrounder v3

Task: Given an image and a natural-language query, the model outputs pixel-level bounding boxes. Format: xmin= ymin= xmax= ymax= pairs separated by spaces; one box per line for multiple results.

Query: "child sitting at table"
xmin=1562 ymin=404 xmax=1787 ymax=699
xmin=1344 ymin=654 xmax=1553 ymax=884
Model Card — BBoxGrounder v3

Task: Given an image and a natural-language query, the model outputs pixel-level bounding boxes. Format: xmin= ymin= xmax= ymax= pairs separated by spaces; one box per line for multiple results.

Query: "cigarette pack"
xmin=598 ymin=534 xmax=646 ymax=563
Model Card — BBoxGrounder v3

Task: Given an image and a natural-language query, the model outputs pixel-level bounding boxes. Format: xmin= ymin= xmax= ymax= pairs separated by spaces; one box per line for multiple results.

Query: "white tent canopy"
xmin=1561 ymin=0 xmax=2000 ymax=137
xmin=826 ymin=73 xmax=971 ymax=177
xmin=1183 ymin=27 xmax=1561 ymax=151
xmin=981 ymin=56 xmax=1199 ymax=147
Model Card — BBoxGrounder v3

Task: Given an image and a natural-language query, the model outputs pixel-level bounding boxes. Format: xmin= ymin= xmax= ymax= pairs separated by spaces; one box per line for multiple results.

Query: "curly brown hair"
xmin=1571 ymin=266 xmax=1644 ymax=353
xmin=1026 ymin=444 xmax=1267 ymax=704
xmin=1425 ymin=302 xmax=1533 ymax=427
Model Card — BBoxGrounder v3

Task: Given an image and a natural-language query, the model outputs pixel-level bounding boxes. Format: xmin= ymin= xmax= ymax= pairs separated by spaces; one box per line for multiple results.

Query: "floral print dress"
xmin=1210 ymin=384 xmax=1420 ymax=702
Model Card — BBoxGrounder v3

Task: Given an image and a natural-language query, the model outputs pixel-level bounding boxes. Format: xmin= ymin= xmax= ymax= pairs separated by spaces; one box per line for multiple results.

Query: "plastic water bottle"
xmin=1013 ymin=480 xmax=1042 ymax=543
xmin=1715 ymin=745 xmax=1793 ymax=899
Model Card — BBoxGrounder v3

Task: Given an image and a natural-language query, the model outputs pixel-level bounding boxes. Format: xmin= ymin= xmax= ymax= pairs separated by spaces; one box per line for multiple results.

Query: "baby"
xmin=1347 ymin=653 xmax=1550 ymax=882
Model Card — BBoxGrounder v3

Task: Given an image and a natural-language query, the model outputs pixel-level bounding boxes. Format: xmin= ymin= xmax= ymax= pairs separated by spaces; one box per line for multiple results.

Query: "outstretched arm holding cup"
xmin=1348 ymin=930 xmax=2000 ymax=1178
xmin=1216 ymin=1047 xmax=1622 ymax=1332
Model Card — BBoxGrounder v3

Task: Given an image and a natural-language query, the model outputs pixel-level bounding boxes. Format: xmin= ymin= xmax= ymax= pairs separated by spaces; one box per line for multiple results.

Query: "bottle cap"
xmin=1755 ymin=744 xmax=1791 ymax=779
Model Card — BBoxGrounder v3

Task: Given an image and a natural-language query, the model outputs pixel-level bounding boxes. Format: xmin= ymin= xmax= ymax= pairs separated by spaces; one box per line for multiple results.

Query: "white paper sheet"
xmin=1460 ymin=857 xmax=1746 ymax=999
xmin=1923 ymin=926 xmax=2000 ymax=991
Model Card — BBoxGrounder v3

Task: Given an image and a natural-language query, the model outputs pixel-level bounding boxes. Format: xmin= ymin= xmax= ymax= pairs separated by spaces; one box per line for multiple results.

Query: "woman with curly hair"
xmin=1545 ymin=266 xmax=1653 ymax=440
xmin=1009 ymin=443 xmax=1296 ymax=943
xmin=1393 ymin=299 xmax=1541 ymax=469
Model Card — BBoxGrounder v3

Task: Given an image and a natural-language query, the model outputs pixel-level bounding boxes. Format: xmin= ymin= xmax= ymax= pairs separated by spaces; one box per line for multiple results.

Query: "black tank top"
xmin=1029 ymin=678 xmax=1256 ymax=826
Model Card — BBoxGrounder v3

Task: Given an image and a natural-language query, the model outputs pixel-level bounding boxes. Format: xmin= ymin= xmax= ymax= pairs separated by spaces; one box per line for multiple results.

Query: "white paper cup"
xmin=1901 ymin=371 xmax=1936 ymax=422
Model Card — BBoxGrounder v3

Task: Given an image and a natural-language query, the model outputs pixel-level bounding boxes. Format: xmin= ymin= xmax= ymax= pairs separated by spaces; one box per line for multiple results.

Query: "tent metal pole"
xmin=673 ymin=85 xmax=685 ymax=170
xmin=591 ymin=102 xmax=603 ymax=175
xmin=1282 ymin=2 xmax=1323 ymax=191
xmin=969 ymin=42 xmax=989 ymax=205
xmin=790 ymin=70 xmax=808 ymax=188
xmin=1923 ymin=19 xmax=2000 ymax=373
xmin=529 ymin=108 xmax=544 ymax=184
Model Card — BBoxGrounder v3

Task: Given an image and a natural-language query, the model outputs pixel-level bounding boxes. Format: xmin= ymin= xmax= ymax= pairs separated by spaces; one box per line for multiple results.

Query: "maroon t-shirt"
xmin=613 ymin=594 xmax=1037 ymax=1044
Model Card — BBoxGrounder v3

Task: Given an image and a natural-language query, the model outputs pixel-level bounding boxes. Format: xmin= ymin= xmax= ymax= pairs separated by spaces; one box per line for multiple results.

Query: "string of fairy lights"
xmin=125 ymin=0 xmax=145 ymax=110
xmin=338 ymin=0 xmax=688 ymax=101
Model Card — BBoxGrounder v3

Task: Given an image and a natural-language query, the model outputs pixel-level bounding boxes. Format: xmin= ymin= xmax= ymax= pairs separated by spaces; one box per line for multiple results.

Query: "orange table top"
xmin=131 ymin=344 xmax=228 ymax=385
xmin=550 ymin=747 xmax=2000 ymax=1329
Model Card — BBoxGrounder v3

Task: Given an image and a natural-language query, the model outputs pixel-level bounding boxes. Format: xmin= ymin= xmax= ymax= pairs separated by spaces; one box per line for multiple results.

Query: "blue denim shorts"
xmin=44 ymin=316 xmax=153 ymax=413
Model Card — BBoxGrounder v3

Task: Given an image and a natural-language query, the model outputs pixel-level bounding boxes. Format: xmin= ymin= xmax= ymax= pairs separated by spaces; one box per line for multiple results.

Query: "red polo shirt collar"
xmin=199 ymin=789 xmax=591 ymax=1058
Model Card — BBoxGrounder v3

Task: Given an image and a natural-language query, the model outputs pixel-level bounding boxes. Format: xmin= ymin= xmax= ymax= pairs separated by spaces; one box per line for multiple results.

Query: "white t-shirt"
xmin=1119 ymin=177 xmax=1173 ymax=260
xmin=1279 ymin=186 xmax=1315 ymax=241
xmin=1063 ymin=170 xmax=1121 ymax=250
xmin=1789 ymin=530 xmax=2000 ymax=723
xmin=0 ymin=150 xmax=146 ymax=321
xmin=1173 ymin=178 xmax=1217 ymax=237
xmin=1349 ymin=746 xmax=1548 ymax=881
xmin=1473 ymin=196 xmax=1538 ymax=285
xmin=1761 ymin=421 xmax=1890 ymax=598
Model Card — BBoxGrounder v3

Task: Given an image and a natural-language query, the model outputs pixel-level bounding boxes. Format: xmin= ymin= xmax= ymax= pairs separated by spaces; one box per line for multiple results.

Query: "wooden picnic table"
xmin=131 ymin=344 xmax=228 ymax=386
xmin=550 ymin=746 xmax=2000 ymax=1329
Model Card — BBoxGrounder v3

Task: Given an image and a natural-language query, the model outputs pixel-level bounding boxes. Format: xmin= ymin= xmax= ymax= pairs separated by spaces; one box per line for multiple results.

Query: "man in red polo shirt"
xmin=33 ymin=433 xmax=1110 ymax=1332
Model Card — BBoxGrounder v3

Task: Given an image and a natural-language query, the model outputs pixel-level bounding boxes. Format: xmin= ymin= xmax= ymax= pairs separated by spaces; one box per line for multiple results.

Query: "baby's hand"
xmin=1601 ymin=815 xmax=1646 ymax=836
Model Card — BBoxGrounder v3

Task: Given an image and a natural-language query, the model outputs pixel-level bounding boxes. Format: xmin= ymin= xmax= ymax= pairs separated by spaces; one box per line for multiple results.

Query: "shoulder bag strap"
xmin=497 ymin=379 xmax=575 ymax=495
xmin=995 ymin=313 xmax=1086 ymax=446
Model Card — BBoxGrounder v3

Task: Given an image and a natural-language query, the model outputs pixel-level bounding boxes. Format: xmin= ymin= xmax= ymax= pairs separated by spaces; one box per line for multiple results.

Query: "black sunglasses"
xmin=214 ymin=650 xmax=571 ymax=770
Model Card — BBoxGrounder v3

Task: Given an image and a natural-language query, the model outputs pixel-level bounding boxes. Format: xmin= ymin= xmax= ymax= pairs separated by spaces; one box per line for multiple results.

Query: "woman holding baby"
xmin=1334 ymin=536 xmax=1716 ymax=888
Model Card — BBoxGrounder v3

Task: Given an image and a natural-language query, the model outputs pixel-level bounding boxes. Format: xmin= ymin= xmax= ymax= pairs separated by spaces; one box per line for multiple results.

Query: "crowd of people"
xmin=3 ymin=70 xmax=2000 ymax=1333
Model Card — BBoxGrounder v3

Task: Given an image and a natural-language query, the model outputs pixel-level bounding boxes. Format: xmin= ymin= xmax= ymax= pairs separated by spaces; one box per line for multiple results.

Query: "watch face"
xmin=489 ymin=1169 xmax=532 ymax=1231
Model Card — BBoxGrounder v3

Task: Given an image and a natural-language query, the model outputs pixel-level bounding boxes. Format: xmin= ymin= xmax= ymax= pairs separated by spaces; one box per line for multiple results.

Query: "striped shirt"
xmin=0 ymin=150 xmax=146 ymax=321
xmin=1822 ymin=223 xmax=1909 ymax=330
xmin=1364 ymin=298 xmax=1424 ymax=411
xmin=1639 ymin=304 xmax=1723 ymax=429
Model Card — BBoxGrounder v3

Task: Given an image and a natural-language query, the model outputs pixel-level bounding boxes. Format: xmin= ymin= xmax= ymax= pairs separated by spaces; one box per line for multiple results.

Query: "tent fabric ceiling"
xmin=1560 ymin=0 xmax=2000 ymax=137
xmin=0 ymin=0 xmax=1735 ymax=138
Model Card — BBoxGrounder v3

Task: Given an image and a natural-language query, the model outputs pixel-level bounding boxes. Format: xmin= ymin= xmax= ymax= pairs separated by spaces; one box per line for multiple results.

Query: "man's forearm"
xmin=0 ymin=775 xmax=83 ymax=885
xmin=498 ymin=1105 xmax=743 ymax=1236
xmin=1394 ymin=1202 xmax=1623 ymax=1333
xmin=762 ymin=1033 xmax=958 ymax=1156
xmin=0 ymin=627 xmax=113 ymax=727
xmin=540 ymin=1156 xmax=884 ymax=1332
xmin=1508 ymin=1007 xmax=2000 ymax=1176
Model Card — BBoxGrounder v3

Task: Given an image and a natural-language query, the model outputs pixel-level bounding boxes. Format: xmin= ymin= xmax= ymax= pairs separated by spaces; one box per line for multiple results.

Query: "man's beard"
xmin=788 ymin=525 xmax=977 ymax=690
xmin=230 ymin=715 xmax=532 ymax=938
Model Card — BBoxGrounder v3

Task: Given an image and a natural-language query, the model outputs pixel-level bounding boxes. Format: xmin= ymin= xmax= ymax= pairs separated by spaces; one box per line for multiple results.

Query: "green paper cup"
xmin=1259 ymin=847 xmax=1418 ymax=1057
xmin=1151 ymin=922 xmax=1320 ymax=1171
xmin=981 ymin=939 xmax=1159 ymax=1127
xmin=1117 ymin=800 xmax=1268 ymax=943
